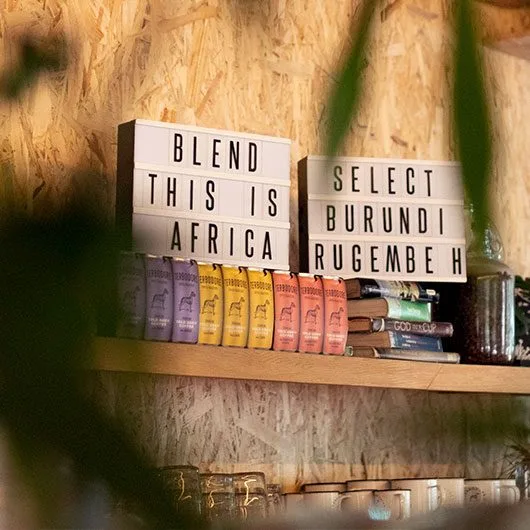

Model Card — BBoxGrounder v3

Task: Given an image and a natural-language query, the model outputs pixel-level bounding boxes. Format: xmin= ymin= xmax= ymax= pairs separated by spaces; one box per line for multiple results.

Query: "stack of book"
xmin=344 ymin=279 xmax=459 ymax=363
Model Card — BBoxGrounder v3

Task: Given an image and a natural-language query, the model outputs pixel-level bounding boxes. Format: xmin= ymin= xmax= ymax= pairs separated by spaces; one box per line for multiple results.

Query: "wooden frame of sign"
xmin=298 ymin=156 xmax=467 ymax=282
xmin=117 ymin=120 xmax=291 ymax=269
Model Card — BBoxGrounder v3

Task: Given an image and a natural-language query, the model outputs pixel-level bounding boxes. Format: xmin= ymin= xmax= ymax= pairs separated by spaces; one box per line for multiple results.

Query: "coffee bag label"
xmin=144 ymin=255 xmax=173 ymax=341
xmin=222 ymin=266 xmax=249 ymax=347
xmin=247 ymin=268 xmax=274 ymax=349
xmin=198 ymin=263 xmax=224 ymax=345
xmin=116 ymin=252 xmax=146 ymax=339
xmin=272 ymin=272 xmax=300 ymax=351
xmin=298 ymin=274 xmax=324 ymax=353
xmin=171 ymin=259 xmax=199 ymax=343
xmin=322 ymin=276 xmax=348 ymax=354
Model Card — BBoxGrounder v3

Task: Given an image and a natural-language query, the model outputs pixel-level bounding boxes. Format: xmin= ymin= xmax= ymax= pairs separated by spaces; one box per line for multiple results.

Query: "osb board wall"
xmin=484 ymin=45 xmax=530 ymax=276
xmin=88 ymin=371 xmax=521 ymax=491
xmin=1 ymin=0 xmax=529 ymax=273
xmin=1 ymin=0 xmax=529 ymax=490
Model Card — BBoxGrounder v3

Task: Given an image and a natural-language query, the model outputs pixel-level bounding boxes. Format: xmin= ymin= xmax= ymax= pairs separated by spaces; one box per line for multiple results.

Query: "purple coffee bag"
xmin=116 ymin=251 xmax=146 ymax=339
xmin=144 ymin=255 xmax=173 ymax=341
xmin=171 ymin=259 xmax=199 ymax=343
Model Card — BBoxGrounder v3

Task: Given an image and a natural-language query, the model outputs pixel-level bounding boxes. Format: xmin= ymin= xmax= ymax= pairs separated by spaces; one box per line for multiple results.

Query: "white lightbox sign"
xmin=117 ymin=119 xmax=291 ymax=269
xmin=298 ymin=156 xmax=467 ymax=282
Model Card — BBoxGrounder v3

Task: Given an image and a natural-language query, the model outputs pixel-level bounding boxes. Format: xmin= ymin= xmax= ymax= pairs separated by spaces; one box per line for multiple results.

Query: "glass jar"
xmin=453 ymin=207 xmax=515 ymax=364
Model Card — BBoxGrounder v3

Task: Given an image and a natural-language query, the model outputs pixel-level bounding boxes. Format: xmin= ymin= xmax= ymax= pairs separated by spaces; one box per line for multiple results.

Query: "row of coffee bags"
xmin=116 ymin=253 xmax=348 ymax=354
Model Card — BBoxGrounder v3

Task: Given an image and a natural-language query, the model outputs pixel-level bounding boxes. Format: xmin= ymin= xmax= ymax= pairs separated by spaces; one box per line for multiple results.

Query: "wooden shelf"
xmin=90 ymin=337 xmax=530 ymax=395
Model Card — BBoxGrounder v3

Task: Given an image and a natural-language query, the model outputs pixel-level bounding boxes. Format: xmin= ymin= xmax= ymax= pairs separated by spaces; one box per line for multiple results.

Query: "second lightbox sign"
xmin=298 ymin=155 xmax=467 ymax=282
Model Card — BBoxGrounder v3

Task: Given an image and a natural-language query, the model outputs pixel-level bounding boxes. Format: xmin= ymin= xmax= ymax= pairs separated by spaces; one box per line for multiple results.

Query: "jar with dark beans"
xmin=453 ymin=208 xmax=515 ymax=365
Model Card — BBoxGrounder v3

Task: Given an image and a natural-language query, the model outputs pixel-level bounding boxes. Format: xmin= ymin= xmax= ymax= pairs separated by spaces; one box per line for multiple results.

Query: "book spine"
xmin=382 ymin=319 xmax=453 ymax=337
xmin=358 ymin=280 xmax=439 ymax=303
xmin=376 ymin=349 xmax=460 ymax=364
xmin=387 ymin=332 xmax=442 ymax=352
xmin=386 ymin=299 xmax=431 ymax=322
xmin=222 ymin=266 xmax=250 ymax=347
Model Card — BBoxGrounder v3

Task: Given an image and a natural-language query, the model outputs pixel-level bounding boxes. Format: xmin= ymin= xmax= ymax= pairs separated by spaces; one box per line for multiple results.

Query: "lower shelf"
xmin=90 ymin=337 xmax=530 ymax=395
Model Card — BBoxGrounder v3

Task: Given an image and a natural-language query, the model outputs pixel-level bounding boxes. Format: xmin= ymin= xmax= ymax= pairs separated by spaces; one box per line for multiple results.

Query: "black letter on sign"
xmin=191 ymin=222 xmax=199 ymax=252
xmin=370 ymin=246 xmax=379 ymax=272
xmin=192 ymin=136 xmax=201 ymax=166
xmin=245 ymin=229 xmax=255 ymax=258
xmin=387 ymin=167 xmax=396 ymax=194
xmin=438 ymin=207 xmax=444 ymax=235
xmin=382 ymin=206 xmax=393 ymax=233
xmin=418 ymin=208 xmax=428 ymax=234
xmin=206 ymin=180 xmax=215 ymax=211
xmin=250 ymin=186 xmax=256 ymax=216
xmin=370 ymin=167 xmax=379 ymax=194
xmin=327 ymin=205 xmax=336 ymax=231
xmin=406 ymin=167 xmax=415 ymax=194
xmin=248 ymin=142 xmax=258 ymax=172
xmin=315 ymin=243 xmax=324 ymax=271
xmin=149 ymin=173 xmax=157 ymax=205
xmin=229 ymin=227 xmax=235 ymax=256
xmin=332 ymin=244 xmax=343 ymax=271
xmin=171 ymin=221 xmax=181 ymax=251
xmin=333 ymin=165 xmax=343 ymax=191
xmin=268 ymin=188 xmax=277 ymax=217
xmin=424 ymin=169 xmax=432 ymax=197
xmin=386 ymin=245 xmax=401 ymax=273
xmin=345 ymin=204 xmax=355 ymax=232
xmin=229 ymin=140 xmax=240 ymax=170
xmin=173 ymin=133 xmax=183 ymax=162
xmin=452 ymin=247 xmax=462 ymax=275
xmin=212 ymin=138 xmax=221 ymax=168
xmin=406 ymin=246 xmax=415 ymax=273
xmin=399 ymin=207 xmax=410 ymax=234
xmin=351 ymin=166 xmax=360 ymax=192
xmin=208 ymin=224 xmax=218 ymax=254
xmin=425 ymin=246 xmax=434 ymax=274
xmin=262 ymin=231 xmax=272 ymax=260
xmin=189 ymin=179 xmax=195 ymax=210
xmin=352 ymin=244 xmax=362 ymax=273
xmin=364 ymin=205 xmax=374 ymax=233
xmin=167 ymin=176 xmax=177 ymax=207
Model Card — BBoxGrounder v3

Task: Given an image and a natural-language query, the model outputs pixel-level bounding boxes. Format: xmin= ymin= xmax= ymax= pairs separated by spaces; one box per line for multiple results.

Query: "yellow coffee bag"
xmin=221 ymin=266 xmax=249 ymax=347
xmin=197 ymin=262 xmax=223 ymax=345
xmin=247 ymin=268 xmax=274 ymax=349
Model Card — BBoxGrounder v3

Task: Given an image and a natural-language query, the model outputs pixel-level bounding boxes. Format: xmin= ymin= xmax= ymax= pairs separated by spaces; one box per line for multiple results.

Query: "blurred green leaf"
xmin=454 ymin=0 xmax=492 ymax=238
xmin=0 ymin=36 xmax=66 ymax=99
xmin=0 ymin=210 xmax=205 ymax=529
xmin=325 ymin=1 xmax=377 ymax=158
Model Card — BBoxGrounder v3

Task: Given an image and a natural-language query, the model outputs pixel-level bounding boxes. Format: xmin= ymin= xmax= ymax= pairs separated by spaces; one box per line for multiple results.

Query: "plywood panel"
xmin=88 ymin=371 xmax=472 ymax=491
xmin=484 ymin=45 xmax=530 ymax=277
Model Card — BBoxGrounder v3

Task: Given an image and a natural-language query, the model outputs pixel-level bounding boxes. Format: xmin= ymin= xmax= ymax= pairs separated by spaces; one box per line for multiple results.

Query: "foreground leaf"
xmin=454 ymin=0 xmax=492 ymax=238
xmin=325 ymin=1 xmax=377 ymax=158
